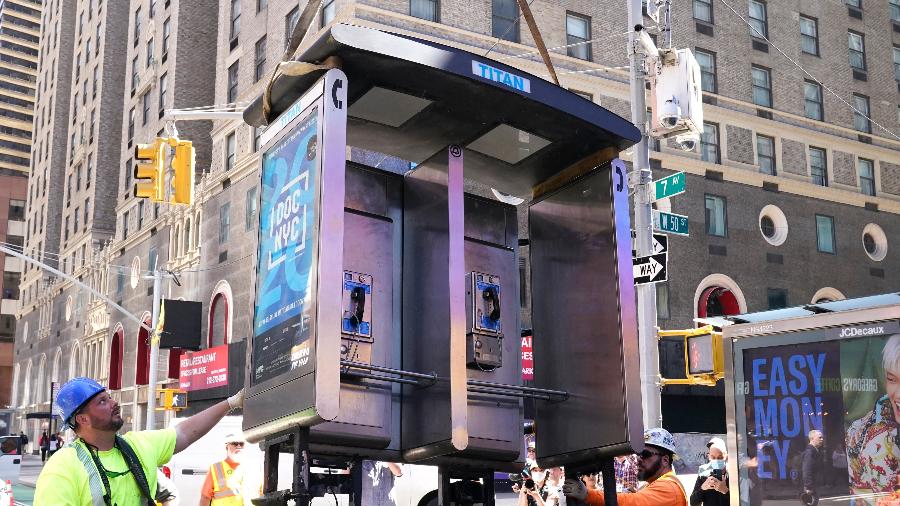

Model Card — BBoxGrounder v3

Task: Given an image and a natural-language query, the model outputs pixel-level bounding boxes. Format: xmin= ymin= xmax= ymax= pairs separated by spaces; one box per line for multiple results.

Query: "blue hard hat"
xmin=54 ymin=377 xmax=105 ymax=427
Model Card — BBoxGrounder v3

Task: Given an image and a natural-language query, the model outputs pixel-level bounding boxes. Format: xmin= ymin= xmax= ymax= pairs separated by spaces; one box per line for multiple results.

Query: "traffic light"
xmin=134 ymin=138 xmax=166 ymax=201
xmin=171 ymin=139 xmax=195 ymax=205
xmin=156 ymin=388 xmax=188 ymax=411
xmin=658 ymin=325 xmax=724 ymax=386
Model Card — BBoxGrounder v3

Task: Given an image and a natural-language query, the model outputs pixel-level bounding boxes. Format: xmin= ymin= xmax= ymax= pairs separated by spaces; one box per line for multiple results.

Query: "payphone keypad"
xmin=341 ymin=271 xmax=373 ymax=363
xmin=467 ymin=272 xmax=502 ymax=369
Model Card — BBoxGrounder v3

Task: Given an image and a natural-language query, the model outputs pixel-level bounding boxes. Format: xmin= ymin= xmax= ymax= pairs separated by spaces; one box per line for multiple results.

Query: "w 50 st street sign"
xmin=653 ymin=210 xmax=689 ymax=236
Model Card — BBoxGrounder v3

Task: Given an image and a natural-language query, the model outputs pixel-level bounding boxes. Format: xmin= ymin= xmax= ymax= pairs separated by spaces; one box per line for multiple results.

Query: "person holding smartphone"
xmin=690 ymin=438 xmax=729 ymax=506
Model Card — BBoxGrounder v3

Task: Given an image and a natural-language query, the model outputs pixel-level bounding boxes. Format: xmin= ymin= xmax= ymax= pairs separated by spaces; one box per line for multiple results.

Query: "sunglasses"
xmin=228 ymin=442 xmax=245 ymax=447
xmin=639 ymin=450 xmax=664 ymax=459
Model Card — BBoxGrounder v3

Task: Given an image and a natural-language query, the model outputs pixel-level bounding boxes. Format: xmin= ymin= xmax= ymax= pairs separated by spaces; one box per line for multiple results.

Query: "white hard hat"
xmin=707 ymin=437 xmax=726 ymax=449
xmin=224 ymin=433 xmax=247 ymax=445
xmin=644 ymin=428 xmax=677 ymax=454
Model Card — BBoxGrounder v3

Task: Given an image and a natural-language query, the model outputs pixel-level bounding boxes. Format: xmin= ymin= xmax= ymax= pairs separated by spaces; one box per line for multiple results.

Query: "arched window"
xmin=184 ymin=219 xmax=192 ymax=253
xmin=109 ymin=326 xmax=124 ymax=390
xmin=208 ymin=281 xmax=233 ymax=348
xmin=36 ymin=354 xmax=46 ymax=404
xmin=136 ymin=318 xmax=151 ymax=385
xmin=22 ymin=360 xmax=31 ymax=406
xmin=11 ymin=363 xmax=19 ymax=407
xmin=811 ymin=287 xmax=846 ymax=304
xmin=694 ymin=274 xmax=747 ymax=320
xmin=194 ymin=212 xmax=201 ymax=252
xmin=51 ymin=348 xmax=62 ymax=384
xmin=173 ymin=225 xmax=181 ymax=258
xmin=69 ymin=341 xmax=83 ymax=379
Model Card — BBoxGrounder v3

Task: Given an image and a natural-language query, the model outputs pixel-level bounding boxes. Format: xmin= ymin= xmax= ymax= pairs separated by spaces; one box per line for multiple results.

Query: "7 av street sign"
xmin=653 ymin=210 xmax=689 ymax=236
xmin=653 ymin=172 xmax=686 ymax=202
xmin=633 ymin=253 xmax=667 ymax=285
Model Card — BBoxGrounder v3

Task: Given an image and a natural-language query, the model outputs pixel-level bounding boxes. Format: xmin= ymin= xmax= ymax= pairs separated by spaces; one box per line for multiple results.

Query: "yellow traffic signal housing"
xmin=134 ymin=138 xmax=166 ymax=201
xmin=658 ymin=325 xmax=724 ymax=386
xmin=156 ymin=388 xmax=188 ymax=411
xmin=171 ymin=140 xmax=195 ymax=205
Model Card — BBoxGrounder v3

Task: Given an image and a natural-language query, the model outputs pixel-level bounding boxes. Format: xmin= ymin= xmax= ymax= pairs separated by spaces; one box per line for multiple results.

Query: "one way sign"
xmin=633 ymin=253 xmax=668 ymax=285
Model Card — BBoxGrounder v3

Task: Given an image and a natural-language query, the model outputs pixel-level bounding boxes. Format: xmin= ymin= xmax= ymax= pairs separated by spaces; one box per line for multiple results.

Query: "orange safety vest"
xmin=209 ymin=459 xmax=244 ymax=506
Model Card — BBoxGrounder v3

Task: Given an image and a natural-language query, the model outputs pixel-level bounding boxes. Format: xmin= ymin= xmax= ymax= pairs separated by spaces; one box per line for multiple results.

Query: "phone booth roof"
xmin=243 ymin=23 xmax=640 ymax=196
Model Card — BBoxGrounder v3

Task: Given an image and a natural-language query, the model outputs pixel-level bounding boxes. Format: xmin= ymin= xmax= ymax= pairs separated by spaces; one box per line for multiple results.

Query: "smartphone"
xmin=711 ymin=469 xmax=724 ymax=481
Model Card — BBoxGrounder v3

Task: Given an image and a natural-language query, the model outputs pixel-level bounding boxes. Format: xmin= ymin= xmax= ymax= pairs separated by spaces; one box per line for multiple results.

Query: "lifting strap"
xmin=514 ymin=0 xmax=560 ymax=85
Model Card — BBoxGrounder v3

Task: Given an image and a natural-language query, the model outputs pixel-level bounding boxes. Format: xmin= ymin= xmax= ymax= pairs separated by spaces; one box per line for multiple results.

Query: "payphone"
xmin=466 ymin=271 xmax=503 ymax=369
xmin=340 ymin=270 xmax=373 ymax=364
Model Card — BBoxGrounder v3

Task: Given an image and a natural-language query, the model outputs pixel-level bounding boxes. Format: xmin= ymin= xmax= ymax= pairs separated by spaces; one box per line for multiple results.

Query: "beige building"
xmin=11 ymin=0 xmax=900 ymax=437
xmin=0 ymin=0 xmax=39 ymax=176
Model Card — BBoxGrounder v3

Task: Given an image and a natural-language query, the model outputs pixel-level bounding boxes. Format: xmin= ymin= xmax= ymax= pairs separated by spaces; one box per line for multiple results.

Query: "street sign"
xmin=633 ymin=253 xmax=668 ymax=285
xmin=631 ymin=233 xmax=668 ymax=257
xmin=653 ymin=172 xmax=686 ymax=202
xmin=653 ymin=210 xmax=689 ymax=236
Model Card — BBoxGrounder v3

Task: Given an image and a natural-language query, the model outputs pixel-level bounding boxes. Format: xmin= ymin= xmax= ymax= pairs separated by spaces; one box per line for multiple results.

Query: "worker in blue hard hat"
xmin=33 ymin=376 xmax=244 ymax=506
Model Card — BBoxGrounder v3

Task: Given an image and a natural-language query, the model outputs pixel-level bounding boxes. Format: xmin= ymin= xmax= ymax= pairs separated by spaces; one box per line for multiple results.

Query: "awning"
xmin=244 ymin=23 xmax=640 ymax=196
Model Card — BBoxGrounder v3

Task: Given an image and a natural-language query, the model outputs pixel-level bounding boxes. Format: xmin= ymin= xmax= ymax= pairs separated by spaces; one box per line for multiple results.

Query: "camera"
xmin=524 ymin=479 xmax=536 ymax=491
xmin=675 ymin=132 xmax=699 ymax=152
xmin=658 ymin=97 xmax=682 ymax=129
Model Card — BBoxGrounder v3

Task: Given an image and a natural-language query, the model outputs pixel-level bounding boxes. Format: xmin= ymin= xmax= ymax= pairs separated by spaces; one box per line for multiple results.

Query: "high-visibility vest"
xmin=208 ymin=460 xmax=244 ymax=506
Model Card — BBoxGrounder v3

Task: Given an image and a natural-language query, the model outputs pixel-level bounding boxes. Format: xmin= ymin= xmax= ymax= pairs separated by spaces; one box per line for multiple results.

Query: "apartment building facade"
xmin=11 ymin=0 xmax=900 ymax=435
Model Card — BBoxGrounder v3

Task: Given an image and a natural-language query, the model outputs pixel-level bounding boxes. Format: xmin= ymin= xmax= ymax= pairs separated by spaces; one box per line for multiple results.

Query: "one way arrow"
xmin=632 ymin=253 xmax=668 ymax=285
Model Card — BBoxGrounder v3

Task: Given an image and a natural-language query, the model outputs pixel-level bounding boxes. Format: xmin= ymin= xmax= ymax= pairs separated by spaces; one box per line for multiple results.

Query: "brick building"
xmin=11 ymin=0 xmax=900 ymax=435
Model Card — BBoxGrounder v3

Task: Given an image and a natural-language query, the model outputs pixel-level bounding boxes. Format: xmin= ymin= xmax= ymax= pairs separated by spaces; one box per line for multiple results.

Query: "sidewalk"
xmin=12 ymin=453 xmax=42 ymax=505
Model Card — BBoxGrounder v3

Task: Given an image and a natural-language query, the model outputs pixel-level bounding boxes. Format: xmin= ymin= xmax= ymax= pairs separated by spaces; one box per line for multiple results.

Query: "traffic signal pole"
xmin=145 ymin=269 xmax=163 ymax=429
xmin=626 ymin=0 xmax=663 ymax=429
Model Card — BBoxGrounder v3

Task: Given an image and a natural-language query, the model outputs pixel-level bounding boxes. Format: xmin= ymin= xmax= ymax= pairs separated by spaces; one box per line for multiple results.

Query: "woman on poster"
xmin=846 ymin=334 xmax=900 ymax=498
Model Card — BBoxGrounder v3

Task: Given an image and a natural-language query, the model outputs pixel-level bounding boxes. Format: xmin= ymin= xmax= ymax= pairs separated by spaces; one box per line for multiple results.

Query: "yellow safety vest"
xmin=209 ymin=460 xmax=244 ymax=506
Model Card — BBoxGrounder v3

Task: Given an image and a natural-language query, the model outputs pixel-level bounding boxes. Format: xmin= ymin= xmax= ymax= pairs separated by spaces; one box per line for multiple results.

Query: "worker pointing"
xmin=34 ymin=376 xmax=244 ymax=505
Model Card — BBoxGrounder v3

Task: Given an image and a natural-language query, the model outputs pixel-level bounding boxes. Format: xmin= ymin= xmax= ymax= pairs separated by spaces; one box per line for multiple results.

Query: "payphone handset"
xmin=341 ymin=271 xmax=373 ymax=363
xmin=467 ymin=271 xmax=503 ymax=369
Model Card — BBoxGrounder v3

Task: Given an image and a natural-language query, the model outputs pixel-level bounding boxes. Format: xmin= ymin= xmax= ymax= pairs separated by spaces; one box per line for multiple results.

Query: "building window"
xmin=693 ymin=0 xmax=712 ymax=22
xmin=705 ymin=194 xmax=727 ymax=237
xmin=858 ymin=158 xmax=875 ymax=196
xmin=815 ymin=214 xmax=835 ymax=253
xmin=892 ymin=0 xmax=900 ymax=21
xmin=751 ymin=66 xmax=772 ymax=108
xmin=799 ymin=16 xmax=818 ymax=56
xmin=894 ymin=47 xmax=900 ymax=80
xmin=133 ymin=7 xmax=141 ymax=47
xmin=125 ymin=160 xmax=132 ymax=191
xmin=848 ymin=31 xmax=866 ymax=70
xmin=142 ymin=92 xmax=150 ymax=125
xmin=748 ymin=0 xmax=767 ymax=38
xmin=846 ymin=0 xmax=861 ymax=7
xmin=162 ymin=18 xmax=170 ymax=56
xmin=8 ymin=200 xmax=24 ymax=221
xmin=767 ymin=289 xmax=788 ymax=310
xmin=138 ymin=201 xmax=145 ymax=229
xmin=258 ymin=0 xmax=267 ymax=12
xmin=656 ymin=283 xmax=670 ymax=319
xmin=410 ymin=0 xmax=439 ymax=22
xmin=492 ymin=0 xmax=519 ymax=42
xmin=225 ymin=132 xmax=236 ymax=171
xmin=158 ymin=73 xmax=167 ymax=118
xmin=150 ymin=0 xmax=157 ymax=18
xmin=853 ymin=94 xmax=871 ymax=133
xmin=809 ymin=147 xmax=827 ymax=186
xmin=149 ymin=247 xmax=158 ymax=271
xmin=131 ymin=56 xmax=139 ymax=92
xmin=255 ymin=37 xmax=267 ymax=82
xmin=701 ymin=122 xmax=719 ymax=163
xmin=230 ymin=0 xmax=241 ymax=45
xmin=246 ymin=187 xmax=258 ymax=230
xmin=566 ymin=13 xmax=592 ymax=61
xmin=694 ymin=49 xmax=716 ymax=93
xmin=757 ymin=134 xmax=775 ymax=175
xmin=227 ymin=61 xmax=239 ymax=103
xmin=146 ymin=38 xmax=154 ymax=67
xmin=285 ymin=7 xmax=300 ymax=49
xmin=322 ymin=0 xmax=336 ymax=25
xmin=803 ymin=80 xmax=823 ymax=121
xmin=219 ymin=203 xmax=230 ymax=244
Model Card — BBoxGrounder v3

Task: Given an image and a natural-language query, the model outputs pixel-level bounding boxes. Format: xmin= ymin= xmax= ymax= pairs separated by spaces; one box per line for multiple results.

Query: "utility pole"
xmin=627 ymin=0 xmax=662 ymax=429
xmin=145 ymin=269 xmax=164 ymax=429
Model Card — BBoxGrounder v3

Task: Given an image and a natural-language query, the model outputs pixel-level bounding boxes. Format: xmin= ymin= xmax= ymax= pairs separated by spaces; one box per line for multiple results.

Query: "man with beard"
xmin=200 ymin=433 xmax=258 ymax=506
xmin=561 ymin=428 xmax=688 ymax=506
xmin=33 ymin=377 xmax=244 ymax=505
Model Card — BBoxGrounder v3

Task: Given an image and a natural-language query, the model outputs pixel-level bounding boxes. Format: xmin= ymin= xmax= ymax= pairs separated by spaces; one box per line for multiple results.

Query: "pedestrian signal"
xmin=171 ymin=140 xmax=195 ymax=205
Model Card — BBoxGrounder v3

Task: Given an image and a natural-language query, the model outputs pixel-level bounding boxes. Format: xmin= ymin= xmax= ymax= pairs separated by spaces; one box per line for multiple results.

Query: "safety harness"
xmin=71 ymin=436 xmax=155 ymax=506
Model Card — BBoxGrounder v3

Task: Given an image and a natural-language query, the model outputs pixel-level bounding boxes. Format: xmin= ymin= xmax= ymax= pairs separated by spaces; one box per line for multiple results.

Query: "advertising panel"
xmin=734 ymin=320 xmax=900 ymax=505
xmin=179 ymin=345 xmax=229 ymax=391
xmin=251 ymin=105 xmax=321 ymax=387
xmin=522 ymin=332 xmax=534 ymax=381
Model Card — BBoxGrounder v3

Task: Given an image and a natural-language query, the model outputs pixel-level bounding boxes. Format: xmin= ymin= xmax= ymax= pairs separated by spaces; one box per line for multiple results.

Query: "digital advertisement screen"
xmin=251 ymin=106 xmax=320 ymax=387
xmin=734 ymin=320 xmax=900 ymax=506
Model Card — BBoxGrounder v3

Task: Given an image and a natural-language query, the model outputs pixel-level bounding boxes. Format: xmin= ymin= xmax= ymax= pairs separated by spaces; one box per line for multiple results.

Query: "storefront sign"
xmin=179 ymin=344 xmax=229 ymax=391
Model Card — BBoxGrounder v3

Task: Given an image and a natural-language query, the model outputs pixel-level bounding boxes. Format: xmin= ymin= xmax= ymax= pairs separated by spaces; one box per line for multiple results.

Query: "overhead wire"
xmin=717 ymin=0 xmax=900 ymax=142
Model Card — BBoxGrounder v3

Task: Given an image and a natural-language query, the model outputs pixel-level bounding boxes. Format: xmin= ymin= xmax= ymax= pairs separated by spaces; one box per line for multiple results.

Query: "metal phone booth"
xmin=242 ymin=23 xmax=642 ymax=506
